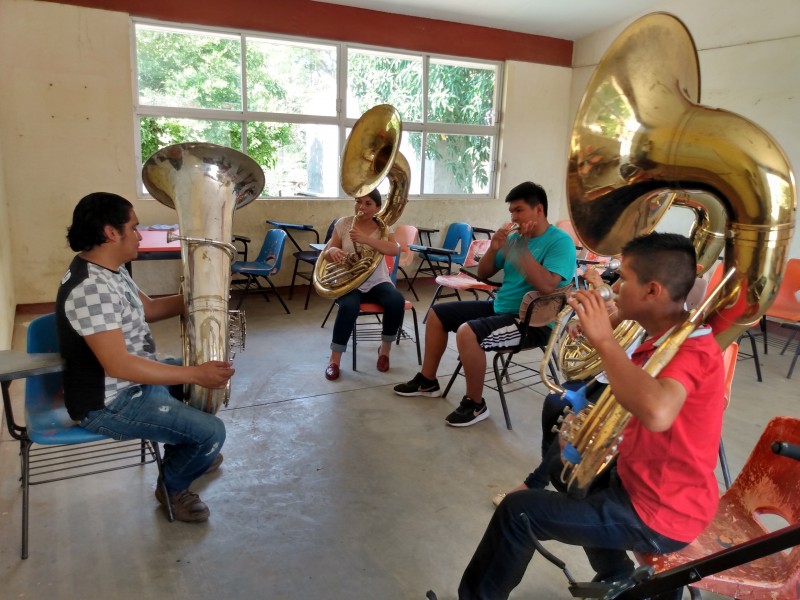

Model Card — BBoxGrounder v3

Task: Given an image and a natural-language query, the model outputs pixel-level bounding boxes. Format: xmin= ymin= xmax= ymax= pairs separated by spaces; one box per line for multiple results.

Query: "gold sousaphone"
xmin=313 ymin=104 xmax=410 ymax=298
xmin=549 ymin=13 xmax=796 ymax=496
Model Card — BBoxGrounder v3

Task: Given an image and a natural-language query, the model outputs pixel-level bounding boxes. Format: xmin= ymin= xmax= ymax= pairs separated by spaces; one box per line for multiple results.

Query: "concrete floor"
xmin=1 ymin=278 xmax=797 ymax=599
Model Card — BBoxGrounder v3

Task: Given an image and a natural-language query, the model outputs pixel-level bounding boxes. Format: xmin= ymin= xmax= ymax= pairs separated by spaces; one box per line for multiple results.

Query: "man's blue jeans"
xmin=458 ymin=468 xmax=687 ymax=599
xmin=79 ymin=384 xmax=226 ymax=493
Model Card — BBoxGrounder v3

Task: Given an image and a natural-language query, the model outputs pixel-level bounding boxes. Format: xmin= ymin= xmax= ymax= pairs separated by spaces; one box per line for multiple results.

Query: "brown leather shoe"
xmin=377 ymin=354 xmax=390 ymax=372
xmin=155 ymin=487 xmax=210 ymax=522
xmin=325 ymin=363 xmax=340 ymax=380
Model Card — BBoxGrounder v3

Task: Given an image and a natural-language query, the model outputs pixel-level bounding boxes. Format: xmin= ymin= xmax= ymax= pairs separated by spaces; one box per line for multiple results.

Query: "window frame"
xmin=131 ymin=18 xmax=503 ymax=200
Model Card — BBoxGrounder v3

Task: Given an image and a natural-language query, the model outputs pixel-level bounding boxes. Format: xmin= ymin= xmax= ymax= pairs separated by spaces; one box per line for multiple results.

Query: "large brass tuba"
xmin=313 ymin=104 xmax=410 ymax=298
xmin=142 ymin=143 xmax=265 ymax=414
xmin=551 ymin=13 xmax=796 ymax=496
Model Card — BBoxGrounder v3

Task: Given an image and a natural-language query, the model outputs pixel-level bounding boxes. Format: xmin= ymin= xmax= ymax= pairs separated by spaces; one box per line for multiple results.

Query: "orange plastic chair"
xmin=394 ymin=224 xmax=420 ymax=301
xmin=321 ymin=251 xmax=422 ymax=371
xmin=763 ymin=258 xmax=800 ymax=377
xmin=705 ymin=262 xmax=763 ymax=382
xmin=423 ymin=239 xmax=498 ymax=321
xmin=637 ymin=416 xmax=800 ymax=599
xmin=555 ymin=219 xmax=581 ymax=250
xmin=717 ymin=342 xmax=738 ymax=489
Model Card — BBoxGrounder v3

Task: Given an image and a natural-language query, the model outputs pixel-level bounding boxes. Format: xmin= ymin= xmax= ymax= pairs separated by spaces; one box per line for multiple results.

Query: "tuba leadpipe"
xmin=142 ymin=142 xmax=265 ymax=414
xmin=553 ymin=13 xmax=796 ymax=496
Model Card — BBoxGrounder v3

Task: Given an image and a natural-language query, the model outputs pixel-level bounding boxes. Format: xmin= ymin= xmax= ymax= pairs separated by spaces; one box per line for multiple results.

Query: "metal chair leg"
xmin=261 ymin=277 xmax=291 ymax=314
xmin=719 ymin=438 xmax=732 ymax=489
xmin=151 ymin=441 xmax=174 ymax=523
xmin=423 ymin=286 xmax=446 ymax=324
xmin=399 ymin=266 xmax=419 ymax=301
xmin=352 ymin=319 xmax=358 ymax=371
xmin=304 ymin=280 xmax=313 ymax=310
xmin=289 ymin=261 xmax=301 ymax=300
xmin=745 ymin=330 xmax=763 ymax=382
xmin=321 ymin=301 xmax=336 ymax=328
xmin=443 ymin=360 xmax=463 ymax=398
xmin=492 ymin=352 xmax=513 ymax=430
xmin=788 ymin=343 xmax=800 ymax=379
xmin=21 ymin=439 xmax=31 ymax=559
xmin=411 ymin=307 xmax=422 ymax=365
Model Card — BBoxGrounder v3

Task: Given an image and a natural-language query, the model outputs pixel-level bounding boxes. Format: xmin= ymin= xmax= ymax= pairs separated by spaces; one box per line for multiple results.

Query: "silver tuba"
xmin=142 ymin=143 xmax=265 ymax=414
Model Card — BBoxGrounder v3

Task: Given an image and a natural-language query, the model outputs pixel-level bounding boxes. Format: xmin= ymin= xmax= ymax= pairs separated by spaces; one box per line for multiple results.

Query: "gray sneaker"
xmin=445 ymin=396 xmax=489 ymax=427
xmin=393 ymin=372 xmax=442 ymax=397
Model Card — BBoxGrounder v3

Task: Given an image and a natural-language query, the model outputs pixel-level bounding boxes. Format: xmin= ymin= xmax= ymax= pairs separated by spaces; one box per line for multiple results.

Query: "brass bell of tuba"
xmin=313 ymin=104 xmax=410 ymax=298
xmin=550 ymin=12 xmax=796 ymax=496
xmin=142 ymin=142 xmax=265 ymax=414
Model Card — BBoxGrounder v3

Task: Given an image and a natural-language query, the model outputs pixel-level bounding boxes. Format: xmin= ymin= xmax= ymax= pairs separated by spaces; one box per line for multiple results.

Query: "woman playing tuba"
xmin=322 ymin=188 xmax=406 ymax=381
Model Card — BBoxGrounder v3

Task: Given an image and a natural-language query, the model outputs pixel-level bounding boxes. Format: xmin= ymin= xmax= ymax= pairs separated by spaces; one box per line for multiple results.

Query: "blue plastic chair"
xmin=231 ymin=228 xmax=290 ymax=313
xmin=409 ymin=222 xmax=473 ymax=287
xmin=14 ymin=313 xmax=170 ymax=558
xmin=268 ymin=219 xmax=337 ymax=310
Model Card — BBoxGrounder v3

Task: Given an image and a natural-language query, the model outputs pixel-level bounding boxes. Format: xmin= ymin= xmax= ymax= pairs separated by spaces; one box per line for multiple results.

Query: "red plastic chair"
xmin=717 ymin=342 xmax=738 ymax=489
xmin=763 ymin=258 xmax=800 ymax=377
xmin=423 ymin=239 xmax=498 ymax=320
xmin=394 ymin=224 xmax=420 ymax=301
xmin=321 ymin=251 xmax=422 ymax=371
xmin=706 ymin=262 xmax=763 ymax=382
xmin=637 ymin=416 xmax=800 ymax=599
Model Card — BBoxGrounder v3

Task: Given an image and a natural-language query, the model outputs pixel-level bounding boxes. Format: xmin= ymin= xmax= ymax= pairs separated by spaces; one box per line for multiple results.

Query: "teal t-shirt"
xmin=492 ymin=224 xmax=576 ymax=315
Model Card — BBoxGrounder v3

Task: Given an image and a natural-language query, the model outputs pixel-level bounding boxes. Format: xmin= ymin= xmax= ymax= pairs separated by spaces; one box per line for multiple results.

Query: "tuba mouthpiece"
xmin=595 ymin=284 xmax=616 ymax=301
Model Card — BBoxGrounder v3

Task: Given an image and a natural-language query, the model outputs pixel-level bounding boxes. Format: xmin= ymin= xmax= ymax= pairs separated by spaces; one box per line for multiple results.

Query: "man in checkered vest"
xmin=56 ymin=192 xmax=232 ymax=523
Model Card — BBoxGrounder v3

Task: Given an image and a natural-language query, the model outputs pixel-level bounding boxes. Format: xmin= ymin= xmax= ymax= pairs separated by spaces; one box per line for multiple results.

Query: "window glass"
xmin=347 ymin=49 xmax=423 ymax=122
xmin=134 ymin=21 xmax=500 ymax=198
xmin=246 ymin=38 xmax=337 ymax=116
xmin=140 ymin=116 xmax=243 ymax=162
xmin=428 ymin=58 xmax=497 ymax=126
xmin=137 ymin=25 xmax=242 ymax=111
xmin=258 ymin=123 xmax=340 ymax=197
xmin=423 ymin=133 xmax=493 ymax=195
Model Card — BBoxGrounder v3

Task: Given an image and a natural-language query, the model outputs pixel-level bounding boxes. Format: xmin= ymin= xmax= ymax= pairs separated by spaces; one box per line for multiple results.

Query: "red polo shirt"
xmin=616 ymin=325 xmax=725 ymax=542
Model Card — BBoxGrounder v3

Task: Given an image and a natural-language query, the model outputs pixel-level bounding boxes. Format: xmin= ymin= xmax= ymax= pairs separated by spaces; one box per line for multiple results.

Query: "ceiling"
xmin=313 ymin=0 xmax=665 ymax=41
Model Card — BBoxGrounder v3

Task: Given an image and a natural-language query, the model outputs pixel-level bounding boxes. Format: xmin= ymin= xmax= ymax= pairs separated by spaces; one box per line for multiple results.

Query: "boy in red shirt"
xmin=457 ymin=232 xmax=725 ymax=599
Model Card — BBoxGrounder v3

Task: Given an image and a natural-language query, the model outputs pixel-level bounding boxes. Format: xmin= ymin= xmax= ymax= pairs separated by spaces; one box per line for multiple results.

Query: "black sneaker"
xmin=393 ymin=372 xmax=442 ymax=397
xmin=445 ymin=396 xmax=490 ymax=427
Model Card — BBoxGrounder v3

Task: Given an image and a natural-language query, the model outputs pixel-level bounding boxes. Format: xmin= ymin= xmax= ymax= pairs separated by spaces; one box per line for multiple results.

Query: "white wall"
xmin=0 ymin=128 xmax=13 ymax=350
xmin=500 ymin=61 xmax=573 ymax=223
xmin=0 ymin=0 xmax=574 ymax=306
xmin=570 ymin=0 xmax=800 ymax=257
xmin=0 ymin=0 xmax=17 ymax=348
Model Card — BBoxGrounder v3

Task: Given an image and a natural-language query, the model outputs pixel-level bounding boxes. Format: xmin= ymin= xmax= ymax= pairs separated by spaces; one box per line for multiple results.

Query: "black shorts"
xmin=431 ymin=300 xmax=550 ymax=350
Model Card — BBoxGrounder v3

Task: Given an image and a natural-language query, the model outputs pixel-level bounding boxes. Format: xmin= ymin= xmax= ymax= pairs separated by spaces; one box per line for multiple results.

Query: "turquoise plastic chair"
xmin=15 ymin=313 xmax=169 ymax=558
xmin=231 ymin=228 xmax=290 ymax=313
xmin=409 ymin=222 xmax=473 ymax=286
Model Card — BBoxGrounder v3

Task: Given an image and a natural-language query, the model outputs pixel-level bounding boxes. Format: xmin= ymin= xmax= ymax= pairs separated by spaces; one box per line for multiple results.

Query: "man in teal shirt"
xmin=394 ymin=181 xmax=576 ymax=427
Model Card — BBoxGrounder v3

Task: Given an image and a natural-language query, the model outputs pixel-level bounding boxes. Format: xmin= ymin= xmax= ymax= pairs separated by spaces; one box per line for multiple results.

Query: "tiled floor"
xmin=1 ymin=278 xmax=797 ymax=599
